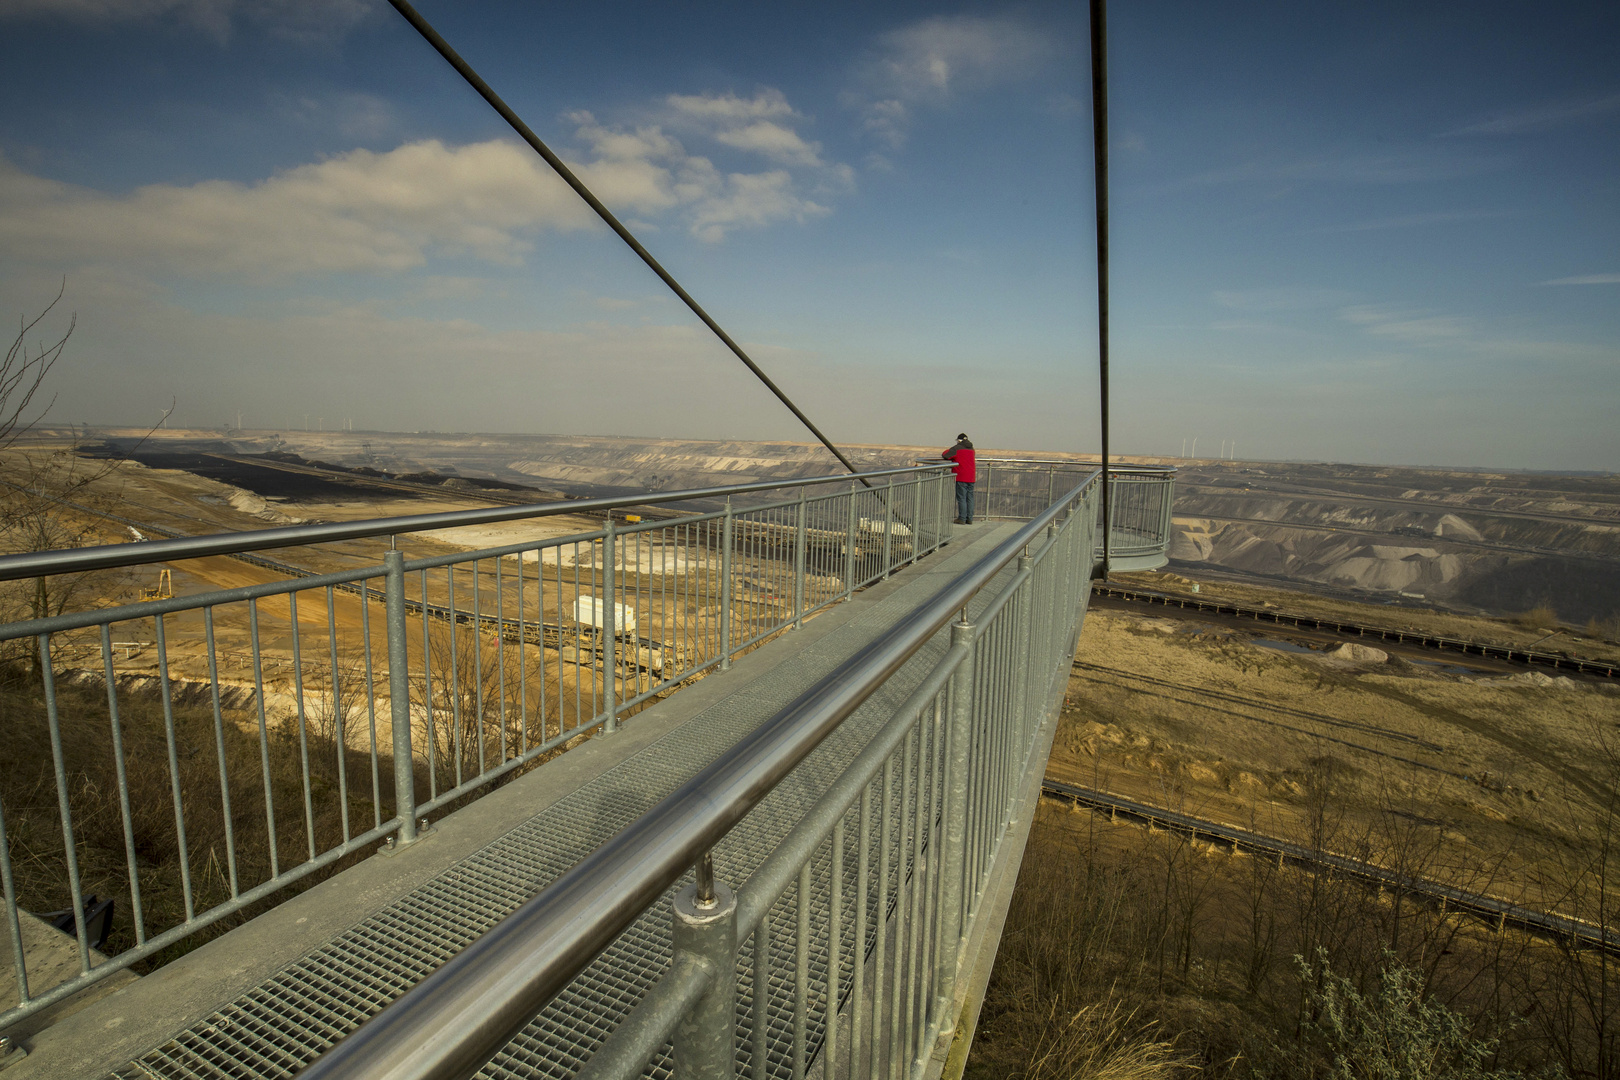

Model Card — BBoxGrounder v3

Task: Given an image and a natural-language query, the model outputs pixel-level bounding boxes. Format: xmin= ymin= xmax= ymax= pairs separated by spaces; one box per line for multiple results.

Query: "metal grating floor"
xmin=116 ymin=525 xmax=1024 ymax=1080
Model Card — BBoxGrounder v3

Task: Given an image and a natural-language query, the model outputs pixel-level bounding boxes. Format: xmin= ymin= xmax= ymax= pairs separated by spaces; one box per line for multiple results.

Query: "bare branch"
xmin=1 ymin=279 xmax=72 ymax=450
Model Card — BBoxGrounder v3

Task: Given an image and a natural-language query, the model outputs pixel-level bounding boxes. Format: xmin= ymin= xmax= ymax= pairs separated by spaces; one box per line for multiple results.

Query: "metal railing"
xmin=933 ymin=459 xmax=1175 ymax=571
xmin=301 ymin=470 xmax=1101 ymax=1080
xmin=0 ymin=465 xmax=954 ymax=1028
xmin=1098 ymin=464 xmax=1175 ymax=571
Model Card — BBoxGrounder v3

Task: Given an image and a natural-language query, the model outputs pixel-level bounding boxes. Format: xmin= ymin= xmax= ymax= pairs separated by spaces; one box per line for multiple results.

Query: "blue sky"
xmin=0 ymin=1 xmax=1615 ymax=470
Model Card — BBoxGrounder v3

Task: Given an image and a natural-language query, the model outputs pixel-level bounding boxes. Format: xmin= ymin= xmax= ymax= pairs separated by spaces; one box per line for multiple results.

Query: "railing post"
xmin=1046 ymin=464 xmax=1055 ymax=508
xmin=933 ymin=620 xmax=974 ymax=1029
xmin=1014 ymin=553 xmax=1033 ymax=740
xmin=844 ymin=482 xmax=857 ymax=599
xmin=384 ymin=550 xmax=418 ymax=846
xmin=881 ymin=475 xmax=894 ymax=580
xmin=793 ymin=487 xmax=807 ymax=628
xmin=911 ymin=473 xmax=923 ymax=564
xmin=603 ymin=516 xmax=618 ymax=734
xmin=720 ymin=499 xmax=734 ymax=671
xmin=673 ymin=858 xmax=737 ymax=1080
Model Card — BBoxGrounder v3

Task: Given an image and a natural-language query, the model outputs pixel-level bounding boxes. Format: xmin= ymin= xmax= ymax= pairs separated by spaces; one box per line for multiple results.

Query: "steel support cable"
xmin=383 ymin=0 xmax=869 ymax=487
xmin=296 ymin=473 xmax=1098 ymax=1080
xmin=1089 ymin=0 xmax=1112 ymax=578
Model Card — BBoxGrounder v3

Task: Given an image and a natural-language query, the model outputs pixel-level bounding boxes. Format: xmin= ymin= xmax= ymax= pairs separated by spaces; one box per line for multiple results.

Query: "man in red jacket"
xmin=942 ymin=433 xmax=976 ymax=524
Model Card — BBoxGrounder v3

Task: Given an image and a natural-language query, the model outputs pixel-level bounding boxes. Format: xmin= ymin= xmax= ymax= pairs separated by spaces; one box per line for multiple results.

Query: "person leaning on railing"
xmin=942 ymin=433 xmax=976 ymax=524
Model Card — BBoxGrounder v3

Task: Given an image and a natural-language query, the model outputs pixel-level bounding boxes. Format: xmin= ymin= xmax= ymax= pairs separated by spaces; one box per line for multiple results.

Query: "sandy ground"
xmin=1051 ymin=596 xmax=1620 ymax=915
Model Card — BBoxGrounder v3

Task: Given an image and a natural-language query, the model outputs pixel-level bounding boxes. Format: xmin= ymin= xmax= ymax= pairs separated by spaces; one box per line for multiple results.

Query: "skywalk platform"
xmin=14 ymin=522 xmax=1027 ymax=1080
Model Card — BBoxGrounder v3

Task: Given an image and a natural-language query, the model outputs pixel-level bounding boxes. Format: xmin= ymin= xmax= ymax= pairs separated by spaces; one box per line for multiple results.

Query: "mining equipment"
xmin=140 ymin=568 xmax=172 ymax=601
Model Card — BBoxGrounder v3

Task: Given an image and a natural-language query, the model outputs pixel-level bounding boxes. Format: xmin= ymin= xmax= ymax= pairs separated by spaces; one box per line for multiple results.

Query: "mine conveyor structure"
xmin=1041 ymin=779 xmax=1620 ymax=957
xmin=1093 ymin=584 xmax=1619 ymax=678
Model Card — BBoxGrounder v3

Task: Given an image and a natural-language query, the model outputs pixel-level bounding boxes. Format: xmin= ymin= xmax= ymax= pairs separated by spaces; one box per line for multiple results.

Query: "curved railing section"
xmin=1100 ymin=463 xmax=1176 ymax=572
xmin=0 ymin=465 xmax=953 ymax=1029
xmin=941 ymin=458 xmax=1175 ymax=572
xmin=300 ymin=470 xmax=1101 ymax=1080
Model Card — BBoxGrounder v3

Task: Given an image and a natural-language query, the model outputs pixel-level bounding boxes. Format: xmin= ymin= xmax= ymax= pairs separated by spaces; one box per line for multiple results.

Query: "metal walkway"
xmin=16 ymin=524 xmax=1025 ymax=1079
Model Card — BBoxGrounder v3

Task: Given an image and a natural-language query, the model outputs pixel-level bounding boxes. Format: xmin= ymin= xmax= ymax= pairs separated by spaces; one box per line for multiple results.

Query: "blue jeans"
xmin=955 ymin=481 xmax=975 ymax=523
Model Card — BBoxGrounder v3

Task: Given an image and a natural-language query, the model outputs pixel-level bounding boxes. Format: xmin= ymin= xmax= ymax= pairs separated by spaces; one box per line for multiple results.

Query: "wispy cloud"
xmin=0 ymin=0 xmax=374 ymax=45
xmin=1167 ymin=147 xmax=1502 ymax=191
xmin=1440 ymin=92 xmax=1620 ymax=137
xmin=1340 ymin=305 xmax=1471 ymax=345
xmin=1301 ymin=208 xmax=1516 ymax=234
xmin=1214 ymin=287 xmax=1354 ymax=312
xmin=1540 ymin=273 xmax=1620 ymax=285
xmin=846 ymin=15 xmax=1057 ymax=159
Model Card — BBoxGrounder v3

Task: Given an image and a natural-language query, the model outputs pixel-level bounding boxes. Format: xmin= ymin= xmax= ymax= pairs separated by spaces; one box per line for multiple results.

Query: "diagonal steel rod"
xmin=1090 ymin=0 xmax=1112 ymax=577
xmin=384 ymin=0 xmax=868 ymax=484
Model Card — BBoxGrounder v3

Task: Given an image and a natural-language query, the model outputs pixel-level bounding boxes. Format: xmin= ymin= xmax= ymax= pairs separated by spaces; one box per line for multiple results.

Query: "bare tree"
xmin=0 ymin=280 xmax=71 ymax=452
xmin=0 ymin=284 xmax=165 ymax=675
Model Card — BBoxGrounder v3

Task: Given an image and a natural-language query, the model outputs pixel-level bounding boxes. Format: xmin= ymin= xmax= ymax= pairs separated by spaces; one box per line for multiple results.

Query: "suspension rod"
xmin=384 ymin=0 xmax=867 ymax=484
xmin=1090 ymin=0 xmax=1112 ymax=578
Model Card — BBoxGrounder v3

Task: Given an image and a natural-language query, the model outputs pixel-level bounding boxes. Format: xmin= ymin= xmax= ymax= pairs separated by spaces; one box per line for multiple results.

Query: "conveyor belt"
xmin=1041 ymin=778 xmax=1618 ymax=956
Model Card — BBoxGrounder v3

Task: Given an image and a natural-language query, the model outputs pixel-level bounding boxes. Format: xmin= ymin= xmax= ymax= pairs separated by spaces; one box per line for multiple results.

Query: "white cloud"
xmin=689 ymin=170 xmax=828 ymax=244
xmin=1440 ymin=92 xmax=1620 ymax=137
xmin=0 ymin=0 xmax=373 ymax=43
xmin=1540 ymin=273 xmax=1620 ymax=285
xmin=0 ymin=96 xmax=847 ymax=279
xmin=666 ymin=89 xmax=794 ymax=124
xmin=0 ymin=140 xmax=594 ymax=278
xmin=848 ymin=15 xmax=1057 ymax=154
xmin=567 ymin=106 xmax=839 ymax=242
xmin=714 ymin=122 xmax=825 ymax=167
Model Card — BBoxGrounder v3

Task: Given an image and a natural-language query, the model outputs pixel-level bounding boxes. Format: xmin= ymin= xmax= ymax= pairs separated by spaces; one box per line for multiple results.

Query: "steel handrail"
xmin=298 ymin=469 xmax=1100 ymax=1080
xmin=0 ymin=464 xmax=940 ymax=583
xmin=922 ymin=457 xmax=1174 ymax=473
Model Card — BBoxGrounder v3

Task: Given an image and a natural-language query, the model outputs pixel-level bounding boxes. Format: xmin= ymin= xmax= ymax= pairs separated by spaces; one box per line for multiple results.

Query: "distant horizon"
xmin=40 ymin=424 xmax=1617 ymax=478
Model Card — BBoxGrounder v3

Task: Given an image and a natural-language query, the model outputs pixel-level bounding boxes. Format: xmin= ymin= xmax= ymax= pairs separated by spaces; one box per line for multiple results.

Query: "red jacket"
xmin=942 ymin=444 xmax=976 ymax=483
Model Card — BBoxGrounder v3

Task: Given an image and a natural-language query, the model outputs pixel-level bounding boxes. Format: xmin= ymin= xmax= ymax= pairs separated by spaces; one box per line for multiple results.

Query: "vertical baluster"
xmin=447 ymin=568 xmax=464 ymax=787
xmin=850 ymin=785 xmax=872 ymax=1079
xmin=419 ymin=568 xmax=439 ymax=801
xmin=38 ymin=635 xmax=90 ymax=971
xmin=154 ymin=617 xmax=195 ymax=921
xmin=495 ymin=558 xmax=507 ymax=761
xmin=472 ymin=559 xmax=486 ymax=773
xmin=826 ymin=816 xmax=845 ymax=1077
xmin=361 ymin=580 xmax=381 ymax=829
xmin=326 ymin=587 xmax=350 ymax=843
xmin=720 ymin=500 xmax=734 ymax=671
xmin=248 ymin=602 xmax=281 ymax=878
xmin=0 ymin=798 xmax=28 ymax=1002
xmin=100 ymin=625 xmax=146 ymax=945
xmin=383 ymin=551 xmax=418 ymax=844
xmin=203 ymin=610 xmax=240 ymax=895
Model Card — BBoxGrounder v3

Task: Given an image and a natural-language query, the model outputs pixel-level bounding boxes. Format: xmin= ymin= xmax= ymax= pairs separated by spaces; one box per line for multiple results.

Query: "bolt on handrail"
xmin=296 ymin=469 xmax=1101 ymax=1080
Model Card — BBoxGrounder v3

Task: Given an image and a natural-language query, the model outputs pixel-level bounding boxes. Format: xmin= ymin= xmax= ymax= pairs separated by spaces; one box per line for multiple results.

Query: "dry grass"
xmin=0 ymin=663 xmax=397 ymax=968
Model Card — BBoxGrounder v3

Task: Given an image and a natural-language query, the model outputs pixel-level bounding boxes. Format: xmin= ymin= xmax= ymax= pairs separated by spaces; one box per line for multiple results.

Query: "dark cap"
xmin=956 ymin=432 xmax=968 ymax=441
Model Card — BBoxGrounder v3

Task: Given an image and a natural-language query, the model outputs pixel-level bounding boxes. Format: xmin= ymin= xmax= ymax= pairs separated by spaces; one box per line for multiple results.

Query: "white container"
xmin=573 ymin=597 xmax=638 ymax=634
